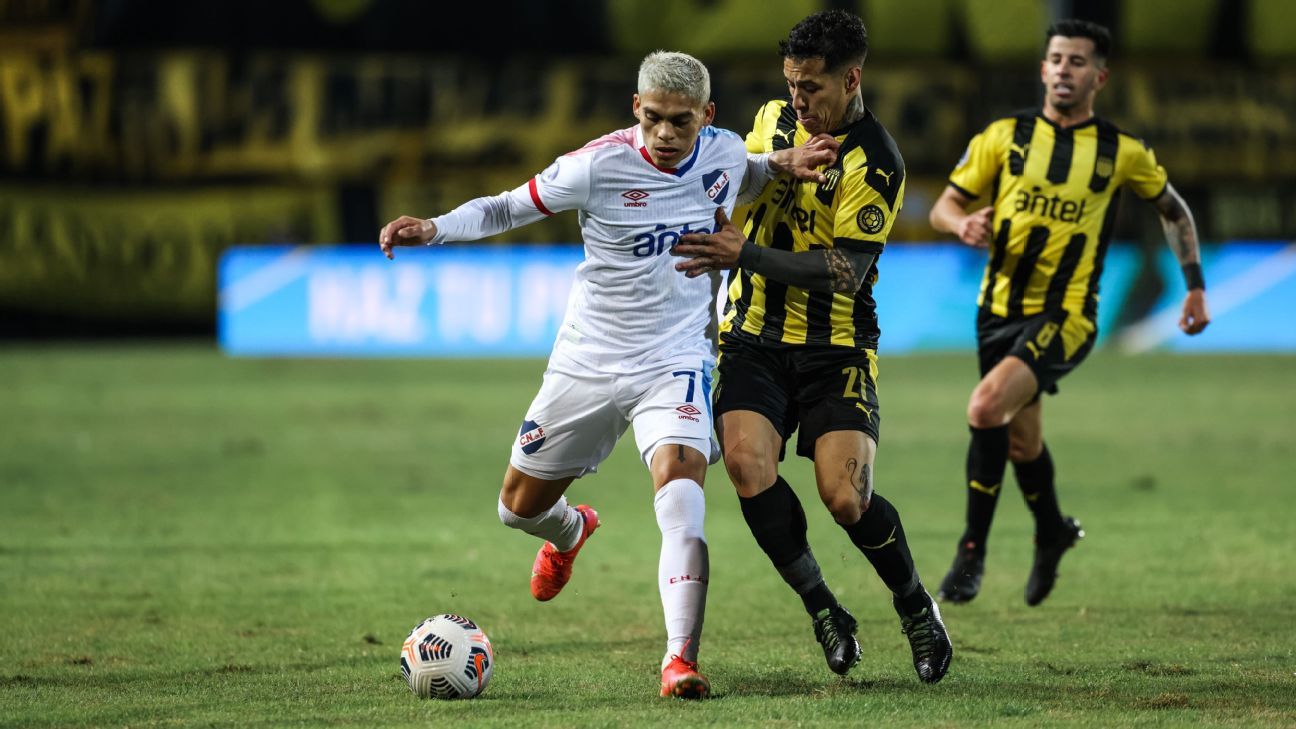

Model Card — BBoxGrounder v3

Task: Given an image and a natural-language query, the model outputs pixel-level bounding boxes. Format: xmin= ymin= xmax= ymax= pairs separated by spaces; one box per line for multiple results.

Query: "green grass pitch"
xmin=1 ymin=345 xmax=1293 ymax=727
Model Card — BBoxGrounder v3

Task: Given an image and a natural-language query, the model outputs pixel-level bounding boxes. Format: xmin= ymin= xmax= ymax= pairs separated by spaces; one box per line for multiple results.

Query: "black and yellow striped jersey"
xmin=948 ymin=109 xmax=1168 ymax=324
xmin=721 ymin=99 xmax=905 ymax=349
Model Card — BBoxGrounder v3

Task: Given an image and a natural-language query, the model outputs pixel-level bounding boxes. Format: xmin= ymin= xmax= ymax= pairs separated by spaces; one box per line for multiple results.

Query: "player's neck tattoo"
xmin=840 ymin=94 xmax=865 ymax=128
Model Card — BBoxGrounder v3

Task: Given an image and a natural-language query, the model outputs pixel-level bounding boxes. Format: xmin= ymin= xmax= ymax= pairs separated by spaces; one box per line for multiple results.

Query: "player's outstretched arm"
xmin=929 ymin=186 xmax=992 ymax=248
xmin=377 ymin=178 xmax=560 ymax=259
xmin=379 ymin=216 xmax=437 ymax=259
xmin=673 ymin=207 xmax=875 ymax=294
xmin=1152 ymin=183 xmax=1210 ymax=335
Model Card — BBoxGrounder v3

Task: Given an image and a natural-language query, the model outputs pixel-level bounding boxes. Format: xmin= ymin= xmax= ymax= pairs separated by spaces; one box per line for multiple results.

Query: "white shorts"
xmin=510 ymin=355 xmax=719 ymax=481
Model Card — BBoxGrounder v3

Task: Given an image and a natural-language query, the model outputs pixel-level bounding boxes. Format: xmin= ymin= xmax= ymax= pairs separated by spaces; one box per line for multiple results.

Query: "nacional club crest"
xmin=701 ymin=169 xmax=730 ymax=205
xmin=517 ymin=419 xmax=547 ymax=455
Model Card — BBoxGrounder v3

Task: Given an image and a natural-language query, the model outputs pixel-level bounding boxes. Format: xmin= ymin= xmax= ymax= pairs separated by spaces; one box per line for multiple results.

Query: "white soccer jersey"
xmin=431 ymin=125 xmax=753 ymax=373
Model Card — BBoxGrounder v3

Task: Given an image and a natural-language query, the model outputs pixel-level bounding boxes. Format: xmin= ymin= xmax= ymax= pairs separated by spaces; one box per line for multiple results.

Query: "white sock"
xmin=498 ymin=496 xmax=585 ymax=552
xmin=654 ymin=479 xmax=708 ymax=667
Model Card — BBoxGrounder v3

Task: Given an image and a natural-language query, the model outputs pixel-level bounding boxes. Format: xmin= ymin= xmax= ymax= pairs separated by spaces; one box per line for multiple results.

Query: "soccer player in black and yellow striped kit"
xmin=674 ymin=10 xmax=951 ymax=684
xmin=928 ymin=20 xmax=1211 ymax=607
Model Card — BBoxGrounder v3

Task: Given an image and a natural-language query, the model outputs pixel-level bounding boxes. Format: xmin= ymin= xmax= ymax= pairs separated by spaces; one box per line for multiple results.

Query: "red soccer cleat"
xmin=660 ymin=654 xmax=710 ymax=699
xmin=530 ymin=504 xmax=599 ymax=601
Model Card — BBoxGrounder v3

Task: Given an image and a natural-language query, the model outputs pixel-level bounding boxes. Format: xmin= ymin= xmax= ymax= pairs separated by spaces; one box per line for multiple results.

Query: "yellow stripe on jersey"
xmin=1059 ymin=312 xmax=1095 ymax=359
xmin=948 ymin=110 xmax=1169 ymax=323
xmin=723 ymin=99 xmax=905 ymax=349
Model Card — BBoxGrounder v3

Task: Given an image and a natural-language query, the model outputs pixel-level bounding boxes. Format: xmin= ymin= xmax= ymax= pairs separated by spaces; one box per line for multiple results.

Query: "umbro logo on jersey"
xmin=702 ymin=169 xmax=730 ymax=205
xmin=622 ymin=189 xmax=649 ymax=207
xmin=676 ymin=404 xmax=702 ymax=422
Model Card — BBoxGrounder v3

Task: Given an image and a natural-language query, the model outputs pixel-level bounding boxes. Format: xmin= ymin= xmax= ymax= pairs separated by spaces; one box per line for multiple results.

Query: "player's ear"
xmin=1094 ymin=65 xmax=1109 ymax=91
xmin=701 ymin=101 xmax=715 ymax=126
xmin=844 ymin=67 xmax=861 ymax=94
xmin=632 ymin=94 xmax=644 ymax=121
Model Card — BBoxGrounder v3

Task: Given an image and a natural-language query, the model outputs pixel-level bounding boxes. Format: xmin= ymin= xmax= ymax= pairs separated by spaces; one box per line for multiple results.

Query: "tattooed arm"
xmin=1153 ymin=183 xmax=1201 ymax=269
xmin=1151 ymin=183 xmax=1211 ymax=335
xmin=735 ymin=242 xmax=876 ymax=294
xmin=674 ymin=207 xmax=876 ymax=293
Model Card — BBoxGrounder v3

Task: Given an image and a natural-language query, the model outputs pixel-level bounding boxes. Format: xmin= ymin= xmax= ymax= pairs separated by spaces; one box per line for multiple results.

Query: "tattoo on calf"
xmin=826 ymin=249 xmax=859 ymax=293
xmin=841 ymin=456 xmax=876 ymax=514
xmin=845 ymin=457 xmax=874 ymax=509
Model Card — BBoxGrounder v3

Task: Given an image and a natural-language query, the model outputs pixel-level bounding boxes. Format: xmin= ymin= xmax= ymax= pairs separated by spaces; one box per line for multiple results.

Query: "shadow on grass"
xmin=710 ymin=668 xmax=910 ymax=698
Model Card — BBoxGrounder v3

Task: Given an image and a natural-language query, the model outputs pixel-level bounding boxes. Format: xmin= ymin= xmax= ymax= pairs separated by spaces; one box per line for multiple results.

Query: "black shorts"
xmin=714 ymin=331 xmax=880 ymax=461
xmin=977 ymin=309 xmax=1097 ymax=396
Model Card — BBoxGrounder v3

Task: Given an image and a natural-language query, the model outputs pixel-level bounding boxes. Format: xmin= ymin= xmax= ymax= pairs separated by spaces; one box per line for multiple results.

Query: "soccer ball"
xmin=400 ymin=614 xmax=494 ymax=700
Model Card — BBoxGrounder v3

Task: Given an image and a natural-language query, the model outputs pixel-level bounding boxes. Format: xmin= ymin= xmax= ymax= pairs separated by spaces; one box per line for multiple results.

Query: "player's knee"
xmin=1008 ymin=434 xmax=1043 ymax=463
xmin=655 ymin=462 xmax=707 ymax=488
xmin=498 ymin=496 xmax=527 ymax=528
xmin=723 ymin=447 xmax=775 ymax=497
xmin=822 ymin=487 xmax=863 ymax=525
xmin=497 ymin=472 xmax=543 ymax=519
xmin=967 ymin=389 xmax=1007 ymax=428
xmin=497 ymin=480 xmax=522 ymax=516
xmin=650 ymin=443 xmax=709 ymax=487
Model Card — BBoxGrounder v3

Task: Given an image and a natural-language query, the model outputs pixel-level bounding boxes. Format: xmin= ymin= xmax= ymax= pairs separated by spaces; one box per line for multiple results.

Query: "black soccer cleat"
xmin=937 ymin=541 xmax=985 ymax=604
xmin=811 ymin=605 xmax=861 ymax=675
xmin=895 ymin=591 xmax=953 ymax=684
xmin=1025 ymin=516 xmax=1084 ymax=606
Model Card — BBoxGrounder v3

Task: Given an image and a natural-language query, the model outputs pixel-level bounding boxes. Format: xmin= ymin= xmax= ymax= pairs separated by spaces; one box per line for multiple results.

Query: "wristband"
xmin=1181 ymin=262 xmax=1205 ymax=291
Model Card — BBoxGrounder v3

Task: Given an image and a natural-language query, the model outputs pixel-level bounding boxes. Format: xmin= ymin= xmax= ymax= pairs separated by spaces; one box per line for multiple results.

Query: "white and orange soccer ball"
xmin=400 ymin=614 xmax=494 ymax=699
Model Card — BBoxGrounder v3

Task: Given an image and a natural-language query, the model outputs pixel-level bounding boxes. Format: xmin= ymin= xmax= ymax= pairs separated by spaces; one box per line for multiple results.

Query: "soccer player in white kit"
xmin=379 ymin=51 xmax=837 ymax=699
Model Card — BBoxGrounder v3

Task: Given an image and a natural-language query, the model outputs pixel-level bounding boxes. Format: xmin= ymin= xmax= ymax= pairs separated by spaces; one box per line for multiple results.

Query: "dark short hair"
xmin=779 ymin=9 xmax=869 ymax=72
xmin=1046 ymin=19 xmax=1112 ymax=62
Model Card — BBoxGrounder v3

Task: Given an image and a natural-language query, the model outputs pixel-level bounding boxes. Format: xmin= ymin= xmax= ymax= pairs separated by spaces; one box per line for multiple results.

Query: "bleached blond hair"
xmin=637 ymin=51 xmax=711 ymax=104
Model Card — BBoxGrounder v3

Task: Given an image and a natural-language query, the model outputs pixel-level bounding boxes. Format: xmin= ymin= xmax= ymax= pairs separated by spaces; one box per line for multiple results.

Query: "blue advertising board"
xmin=220 ymin=245 xmax=584 ymax=356
xmin=219 ymin=242 xmax=1296 ymax=356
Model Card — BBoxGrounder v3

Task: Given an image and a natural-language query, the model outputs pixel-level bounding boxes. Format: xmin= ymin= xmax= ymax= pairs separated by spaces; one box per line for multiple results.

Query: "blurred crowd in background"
xmin=1 ymin=0 xmax=1293 ymax=336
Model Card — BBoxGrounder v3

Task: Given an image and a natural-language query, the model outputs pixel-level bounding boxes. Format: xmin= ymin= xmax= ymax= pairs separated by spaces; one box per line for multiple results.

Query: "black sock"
xmin=739 ymin=476 xmax=837 ymax=615
xmin=1014 ymin=443 xmax=1065 ymax=539
xmin=842 ymin=492 xmax=921 ymax=603
xmin=961 ymin=424 xmax=1010 ymax=552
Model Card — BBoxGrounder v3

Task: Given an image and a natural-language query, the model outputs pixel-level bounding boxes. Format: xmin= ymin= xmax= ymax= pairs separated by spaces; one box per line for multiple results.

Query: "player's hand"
xmin=956 ymin=207 xmax=993 ymax=248
xmin=673 ymin=207 xmax=744 ymax=278
xmin=379 ymin=215 xmax=436 ymax=259
xmin=1180 ymin=288 xmax=1210 ymax=335
xmin=770 ymin=134 xmax=840 ymax=184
